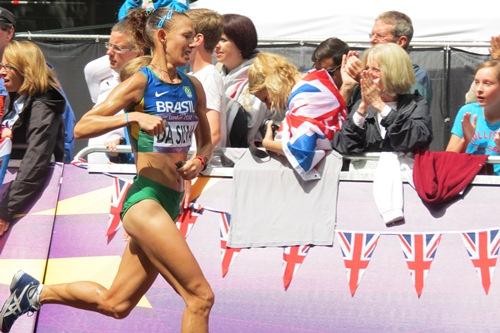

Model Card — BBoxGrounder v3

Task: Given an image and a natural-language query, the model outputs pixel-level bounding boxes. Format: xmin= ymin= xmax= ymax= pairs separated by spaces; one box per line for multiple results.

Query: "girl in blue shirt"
xmin=447 ymin=60 xmax=500 ymax=174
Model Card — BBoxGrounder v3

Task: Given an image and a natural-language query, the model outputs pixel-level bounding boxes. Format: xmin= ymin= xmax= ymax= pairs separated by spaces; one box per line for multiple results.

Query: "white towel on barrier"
xmin=373 ymin=152 xmax=414 ymax=225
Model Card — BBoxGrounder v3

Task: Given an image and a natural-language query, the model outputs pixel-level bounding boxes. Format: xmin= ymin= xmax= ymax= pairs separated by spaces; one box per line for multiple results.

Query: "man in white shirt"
xmin=187 ymin=8 xmax=225 ymax=147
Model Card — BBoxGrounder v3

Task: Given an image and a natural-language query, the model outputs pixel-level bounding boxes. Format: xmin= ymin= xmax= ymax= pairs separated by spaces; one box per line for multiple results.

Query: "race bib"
xmin=153 ymin=114 xmax=197 ymax=153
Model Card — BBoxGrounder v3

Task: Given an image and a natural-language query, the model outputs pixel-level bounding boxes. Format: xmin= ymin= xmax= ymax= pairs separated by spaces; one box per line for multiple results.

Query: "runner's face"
xmin=164 ymin=15 xmax=194 ymax=67
xmin=475 ymin=67 xmax=500 ymax=108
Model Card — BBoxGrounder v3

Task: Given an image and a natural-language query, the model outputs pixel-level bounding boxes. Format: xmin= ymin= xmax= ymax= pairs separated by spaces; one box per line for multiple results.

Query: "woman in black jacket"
xmin=332 ymin=43 xmax=432 ymax=154
xmin=0 ymin=40 xmax=65 ymax=235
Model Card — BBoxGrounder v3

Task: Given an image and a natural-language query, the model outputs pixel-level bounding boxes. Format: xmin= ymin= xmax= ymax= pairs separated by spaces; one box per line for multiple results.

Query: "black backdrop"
xmin=30 ymin=39 xmax=489 ymax=154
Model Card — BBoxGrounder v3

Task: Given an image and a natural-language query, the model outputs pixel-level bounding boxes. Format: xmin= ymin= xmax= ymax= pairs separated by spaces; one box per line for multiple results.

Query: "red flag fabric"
xmin=219 ymin=212 xmax=241 ymax=278
xmin=461 ymin=229 xmax=500 ymax=295
xmin=107 ymin=177 xmax=131 ymax=242
xmin=398 ymin=233 xmax=442 ymax=297
xmin=282 ymin=245 xmax=311 ymax=290
xmin=176 ymin=203 xmax=204 ymax=238
xmin=337 ymin=232 xmax=380 ymax=296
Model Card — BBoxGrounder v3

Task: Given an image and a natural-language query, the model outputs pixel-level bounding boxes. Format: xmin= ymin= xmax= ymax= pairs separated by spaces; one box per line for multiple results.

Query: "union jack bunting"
xmin=106 ymin=177 xmax=132 ymax=242
xmin=219 ymin=212 xmax=241 ymax=278
xmin=398 ymin=233 xmax=442 ymax=297
xmin=336 ymin=231 xmax=380 ymax=296
xmin=176 ymin=203 xmax=204 ymax=238
xmin=0 ymin=137 xmax=12 ymax=185
xmin=282 ymin=245 xmax=311 ymax=290
xmin=461 ymin=229 xmax=500 ymax=294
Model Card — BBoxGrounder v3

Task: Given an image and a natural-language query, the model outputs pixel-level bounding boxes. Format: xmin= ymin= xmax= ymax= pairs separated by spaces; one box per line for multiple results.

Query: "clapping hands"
xmin=461 ymin=112 xmax=477 ymax=145
xmin=359 ymin=70 xmax=385 ymax=113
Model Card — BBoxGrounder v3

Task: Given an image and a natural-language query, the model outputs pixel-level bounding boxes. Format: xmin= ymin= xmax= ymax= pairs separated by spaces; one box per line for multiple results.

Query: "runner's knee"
xmin=99 ymin=293 xmax=135 ymax=319
xmin=185 ymin=283 xmax=214 ymax=316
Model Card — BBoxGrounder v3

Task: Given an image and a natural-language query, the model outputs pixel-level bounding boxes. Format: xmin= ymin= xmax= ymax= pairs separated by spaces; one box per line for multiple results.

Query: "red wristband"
xmin=195 ymin=155 xmax=208 ymax=171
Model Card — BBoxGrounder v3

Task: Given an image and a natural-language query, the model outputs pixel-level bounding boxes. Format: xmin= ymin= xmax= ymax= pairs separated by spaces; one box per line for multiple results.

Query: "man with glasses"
xmin=84 ymin=18 xmax=144 ymax=164
xmin=345 ymin=11 xmax=432 ymax=108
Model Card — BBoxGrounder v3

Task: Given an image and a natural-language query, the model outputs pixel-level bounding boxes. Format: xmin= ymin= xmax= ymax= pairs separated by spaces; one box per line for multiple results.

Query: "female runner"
xmin=0 ymin=5 xmax=214 ymax=333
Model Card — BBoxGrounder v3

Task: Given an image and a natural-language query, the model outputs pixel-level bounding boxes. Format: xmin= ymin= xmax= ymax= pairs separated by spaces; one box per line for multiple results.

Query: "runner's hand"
xmin=177 ymin=158 xmax=203 ymax=180
xmin=134 ymin=113 xmax=165 ymax=136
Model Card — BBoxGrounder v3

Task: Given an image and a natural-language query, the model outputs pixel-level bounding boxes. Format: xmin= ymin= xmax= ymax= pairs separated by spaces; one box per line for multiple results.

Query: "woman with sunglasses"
xmin=0 ymin=4 xmax=214 ymax=333
xmin=0 ymin=40 xmax=65 ymax=237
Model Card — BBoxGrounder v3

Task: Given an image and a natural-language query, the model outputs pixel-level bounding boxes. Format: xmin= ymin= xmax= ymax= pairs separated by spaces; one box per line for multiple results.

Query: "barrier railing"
xmin=70 ymin=145 xmax=500 ymax=185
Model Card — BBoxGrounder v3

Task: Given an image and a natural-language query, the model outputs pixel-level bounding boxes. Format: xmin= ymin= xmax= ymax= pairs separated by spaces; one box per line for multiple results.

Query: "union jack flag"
xmin=0 ymin=137 xmax=12 ymax=185
xmin=279 ymin=69 xmax=347 ymax=181
xmin=107 ymin=177 xmax=132 ymax=242
xmin=337 ymin=231 xmax=380 ymax=296
xmin=282 ymin=245 xmax=311 ymax=290
xmin=219 ymin=212 xmax=241 ymax=278
xmin=176 ymin=203 xmax=204 ymax=238
xmin=461 ymin=229 xmax=500 ymax=294
xmin=398 ymin=233 xmax=442 ymax=297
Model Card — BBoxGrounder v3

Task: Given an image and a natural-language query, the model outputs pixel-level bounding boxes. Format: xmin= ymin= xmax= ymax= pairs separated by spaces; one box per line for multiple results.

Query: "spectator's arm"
xmin=331 ymin=105 xmax=369 ymax=154
xmin=205 ymin=109 xmax=221 ymax=146
xmin=446 ymin=134 xmax=467 ymax=153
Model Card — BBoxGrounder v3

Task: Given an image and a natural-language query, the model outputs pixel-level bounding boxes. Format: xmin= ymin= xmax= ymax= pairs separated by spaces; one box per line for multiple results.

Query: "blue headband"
xmin=156 ymin=0 xmax=189 ymax=28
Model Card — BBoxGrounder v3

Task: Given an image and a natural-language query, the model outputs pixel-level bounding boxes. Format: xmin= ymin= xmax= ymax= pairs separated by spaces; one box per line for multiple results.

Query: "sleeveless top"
xmin=127 ymin=66 xmax=198 ymax=153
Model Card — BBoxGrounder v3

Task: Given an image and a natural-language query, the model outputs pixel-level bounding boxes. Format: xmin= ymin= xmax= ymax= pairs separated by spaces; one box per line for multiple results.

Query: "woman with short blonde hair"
xmin=332 ymin=43 xmax=432 ymax=153
xmin=362 ymin=43 xmax=415 ymax=96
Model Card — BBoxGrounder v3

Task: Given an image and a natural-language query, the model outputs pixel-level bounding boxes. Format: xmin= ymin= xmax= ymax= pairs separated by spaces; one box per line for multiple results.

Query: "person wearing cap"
xmin=0 ymin=7 xmax=15 ymax=121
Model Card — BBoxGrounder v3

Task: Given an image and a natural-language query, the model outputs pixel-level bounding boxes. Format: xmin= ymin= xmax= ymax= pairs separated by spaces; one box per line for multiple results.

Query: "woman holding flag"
xmin=248 ymin=52 xmax=347 ymax=180
xmin=0 ymin=2 xmax=214 ymax=333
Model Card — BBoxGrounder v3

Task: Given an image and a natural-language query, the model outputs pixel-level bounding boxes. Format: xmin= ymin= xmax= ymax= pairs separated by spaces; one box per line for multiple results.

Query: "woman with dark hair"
xmin=312 ymin=38 xmax=349 ymax=87
xmin=0 ymin=4 xmax=214 ymax=333
xmin=312 ymin=37 xmax=359 ymax=103
xmin=215 ymin=13 xmax=270 ymax=147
